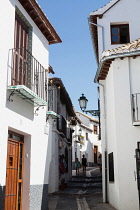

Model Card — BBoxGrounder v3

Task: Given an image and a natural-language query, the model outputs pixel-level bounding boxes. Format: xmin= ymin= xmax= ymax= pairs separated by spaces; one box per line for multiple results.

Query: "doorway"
xmin=5 ymin=131 xmax=24 ymax=210
xmin=94 ymin=146 xmax=98 ymax=164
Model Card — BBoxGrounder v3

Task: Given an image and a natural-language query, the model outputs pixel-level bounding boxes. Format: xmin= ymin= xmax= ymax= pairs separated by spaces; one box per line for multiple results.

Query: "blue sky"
xmin=38 ymin=0 xmax=109 ymax=112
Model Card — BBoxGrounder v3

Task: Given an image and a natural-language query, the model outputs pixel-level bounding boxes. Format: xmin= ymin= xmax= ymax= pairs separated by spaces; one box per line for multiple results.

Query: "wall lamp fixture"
xmin=78 ymin=93 xmax=100 ymax=117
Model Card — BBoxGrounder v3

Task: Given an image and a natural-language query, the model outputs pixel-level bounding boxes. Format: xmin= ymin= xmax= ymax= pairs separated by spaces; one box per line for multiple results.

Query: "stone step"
xmin=71 ymin=177 xmax=102 ymax=183
xmin=69 ymin=180 xmax=102 ymax=184
xmin=68 ymin=182 xmax=102 ymax=189
xmin=53 ymin=188 xmax=102 ymax=196
xmin=72 ymin=175 xmax=102 ymax=179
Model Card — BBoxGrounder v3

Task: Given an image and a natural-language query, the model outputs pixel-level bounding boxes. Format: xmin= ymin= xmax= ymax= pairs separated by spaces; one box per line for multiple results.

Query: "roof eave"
xmin=49 ymin=78 xmax=75 ymax=117
xmin=94 ymin=50 xmax=140 ymax=83
xmin=18 ymin=0 xmax=62 ymax=44
xmin=90 ymin=0 xmax=120 ymax=17
xmin=89 ymin=15 xmax=99 ymax=64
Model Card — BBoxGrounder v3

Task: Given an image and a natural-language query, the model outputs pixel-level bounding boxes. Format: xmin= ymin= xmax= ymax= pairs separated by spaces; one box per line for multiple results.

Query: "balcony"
xmin=66 ymin=128 xmax=73 ymax=143
xmin=132 ymin=93 xmax=140 ymax=125
xmin=7 ymin=48 xmax=47 ymax=106
xmin=57 ymin=115 xmax=67 ymax=137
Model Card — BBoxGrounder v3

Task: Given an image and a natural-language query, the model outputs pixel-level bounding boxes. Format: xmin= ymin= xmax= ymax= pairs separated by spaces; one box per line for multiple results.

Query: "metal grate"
xmin=132 ymin=93 xmax=140 ymax=122
xmin=8 ymin=48 xmax=47 ymax=103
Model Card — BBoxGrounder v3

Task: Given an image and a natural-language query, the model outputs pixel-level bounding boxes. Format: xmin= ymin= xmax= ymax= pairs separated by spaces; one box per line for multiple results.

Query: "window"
xmin=108 ymin=152 xmax=115 ymax=182
xmin=94 ymin=125 xmax=98 ymax=135
xmin=111 ymin=24 xmax=130 ymax=44
xmin=86 ymin=133 xmax=88 ymax=140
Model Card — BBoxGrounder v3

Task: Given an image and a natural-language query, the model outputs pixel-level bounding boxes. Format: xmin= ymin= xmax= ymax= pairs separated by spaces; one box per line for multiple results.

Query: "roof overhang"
xmin=49 ymin=78 xmax=76 ymax=117
xmin=76 ymin=111 xmax=99 ymax=123
xmin=88 ymin=15 xmax=99 ymax=64
xmin=18 ymin=0 xmax=62 ymax=44
xmin=81 ymin=124 xmax=93 ymax=132
xmin=89 ymin=0 xmax=120 ymax=63
xmin=95 ymin=45 xmax=140 ymax=82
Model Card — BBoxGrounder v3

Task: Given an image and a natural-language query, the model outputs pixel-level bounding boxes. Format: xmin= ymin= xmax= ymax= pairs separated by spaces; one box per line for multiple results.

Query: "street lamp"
xmin=78 ymin=93 xmax=100 ymax=117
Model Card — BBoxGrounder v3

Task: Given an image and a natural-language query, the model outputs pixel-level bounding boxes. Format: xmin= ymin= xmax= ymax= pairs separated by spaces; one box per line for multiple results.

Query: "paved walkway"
xmin=48 ymin=194 xmax=116 ymax=210
xmin=48 ymin=167 xmax=117 ymax=210
xmin=72 ymin=166 xmax=100 ymax=177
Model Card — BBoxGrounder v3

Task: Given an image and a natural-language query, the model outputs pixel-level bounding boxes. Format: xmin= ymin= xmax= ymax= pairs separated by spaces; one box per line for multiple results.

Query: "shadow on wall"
xmin=41 ymin=120 xmax=52 ymax=210
xmin=0 ymin=185 xmax=5 ymax=210
xmin=86 ymin=139 xmax=94 ymax=163
xmin=6 ymin=94 xmax=34 ymax=121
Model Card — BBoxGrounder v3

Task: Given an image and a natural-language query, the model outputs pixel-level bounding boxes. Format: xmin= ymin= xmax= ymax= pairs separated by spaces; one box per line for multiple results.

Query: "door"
xmin=5 ymin=132 xmax=24 ymax=210
xmin=13 ymin=14 xmax=29 ymax=86
xmin=94 ymin=146 xmax=98 ymax=164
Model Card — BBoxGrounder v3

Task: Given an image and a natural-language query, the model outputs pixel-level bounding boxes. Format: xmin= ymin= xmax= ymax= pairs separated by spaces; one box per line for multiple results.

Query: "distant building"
xmin=72 ymin=112 xmax=101 ymax=168
xmin=48 ymin=77 xmax=76 ymax=193
xmin=89 ymin=0 xmax=140 ymax=210
xmin=0 ymin=0 xmax=61 ymax=209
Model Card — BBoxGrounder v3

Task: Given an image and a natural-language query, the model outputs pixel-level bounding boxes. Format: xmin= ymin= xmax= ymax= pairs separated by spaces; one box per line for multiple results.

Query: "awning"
xmin=8 ymin=85 xmax=47 ymax=107
xmin=46 ymin=111 xmax=60 ymax=119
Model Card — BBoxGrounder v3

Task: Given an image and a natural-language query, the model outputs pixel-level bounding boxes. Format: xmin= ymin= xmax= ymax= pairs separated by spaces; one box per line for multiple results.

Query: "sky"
xmin=38 ymin=0 xmax=109 ymax=112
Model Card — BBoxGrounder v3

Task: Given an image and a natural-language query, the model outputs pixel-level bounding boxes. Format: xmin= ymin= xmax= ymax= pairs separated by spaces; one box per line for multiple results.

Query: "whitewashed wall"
xmin=97 ymin=0 xmax=140 ymax=60
xmin=100 ymin=56 xmax=140 ymax=210
xmin=72 ymin=113 xmax=101 ymax=166
xmin=0 ymin=0 xmax=50 ymax=209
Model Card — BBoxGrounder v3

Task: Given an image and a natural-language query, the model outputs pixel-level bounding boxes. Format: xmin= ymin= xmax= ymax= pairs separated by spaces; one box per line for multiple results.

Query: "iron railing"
xmin=132 ymin=93 xmax=140 ymax=122
xmin=8 ymin=48 xmax=47 ymax=101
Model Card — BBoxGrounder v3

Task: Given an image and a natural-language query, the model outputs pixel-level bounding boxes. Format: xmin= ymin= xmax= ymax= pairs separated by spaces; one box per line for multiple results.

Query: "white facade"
xmin=48 ymin=78 xmax=74 ymax=193
xmin=89 ymin=0 xmax=140 ymax=210
xmin=89 ymin=0 xmax=140 ymax=61
xmin=72 ymin=112 xmax=101 ymax=167
xmin=98 ymin=48 xmax=140 ymax=210
xmin=0 ymin=1 xmax=61 ymax=209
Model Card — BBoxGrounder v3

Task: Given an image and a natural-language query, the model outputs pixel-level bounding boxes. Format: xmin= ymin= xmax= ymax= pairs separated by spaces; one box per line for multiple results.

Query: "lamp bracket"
xmin=85 ymin=109 xmax=100 ymax=117
xmin=8 ymin=90 xmax=15 ymax=102
xmin=34 ymin=105 xmax=44 ymax=116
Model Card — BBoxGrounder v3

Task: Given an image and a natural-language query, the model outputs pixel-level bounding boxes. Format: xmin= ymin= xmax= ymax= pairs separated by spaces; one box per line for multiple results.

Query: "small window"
xmin=108 ymin=152 xmax=115 ymax=182
xmin=86 ymin=133 xmax=88 ymax=140
xmin=111 ymin=24 xmax=130 ymax=44
xmin=94 ymin=125 xmax=98 ymax=135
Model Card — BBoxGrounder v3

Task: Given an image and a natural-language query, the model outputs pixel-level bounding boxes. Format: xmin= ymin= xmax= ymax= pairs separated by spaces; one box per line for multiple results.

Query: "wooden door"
xmin=13 ymin=14 xmax=29 ymax=86
xmin=5 ymin=133 xmax=24 ymax=210
xmin=94 ymin=146 xmax=98 ymax=164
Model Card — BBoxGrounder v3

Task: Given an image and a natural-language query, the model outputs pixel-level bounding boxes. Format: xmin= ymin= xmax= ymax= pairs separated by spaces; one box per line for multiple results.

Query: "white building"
xmin=0 ymin=0 xmax=61 ymax=209
xmin=48 ymin=77 xmax=76 ymax=192
xmin=89 ymin=0 xmax=140 ymax=210
xmin=72 ymin=112 xmax=101 ymax=167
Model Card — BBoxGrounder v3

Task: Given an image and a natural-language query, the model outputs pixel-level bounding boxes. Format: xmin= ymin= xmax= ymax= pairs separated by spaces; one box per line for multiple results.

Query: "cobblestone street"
xmin=48 ymin=167 xmax=116 ymax=210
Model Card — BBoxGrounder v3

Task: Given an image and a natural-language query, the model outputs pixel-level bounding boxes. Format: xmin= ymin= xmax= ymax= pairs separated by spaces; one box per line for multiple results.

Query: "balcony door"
xmin=13 ymin=14 xmax=29 ymax=86
xmin=5 ymin=132 xmax=24 ymax=210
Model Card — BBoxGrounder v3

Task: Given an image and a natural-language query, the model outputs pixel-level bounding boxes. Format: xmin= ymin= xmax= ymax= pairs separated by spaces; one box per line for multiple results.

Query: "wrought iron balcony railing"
xmin=8 ymin=48 xmax=47 ymax=103
xmin=132 ymin=93 xmax=140 ymax=123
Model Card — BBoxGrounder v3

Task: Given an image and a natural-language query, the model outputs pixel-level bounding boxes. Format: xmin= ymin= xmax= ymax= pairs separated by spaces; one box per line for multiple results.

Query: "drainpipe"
xmin=96 ymin=81 xmax=108 ymax=203
xmin=88 ymin=16 xmax=107 ymax=202
xmin=88 ymin=17 xmax=105 ymax=53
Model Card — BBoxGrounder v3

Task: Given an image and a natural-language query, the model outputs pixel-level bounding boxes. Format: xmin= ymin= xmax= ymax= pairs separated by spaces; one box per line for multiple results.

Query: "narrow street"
xmin=48 ymin=167 xmax=116 ymax=210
